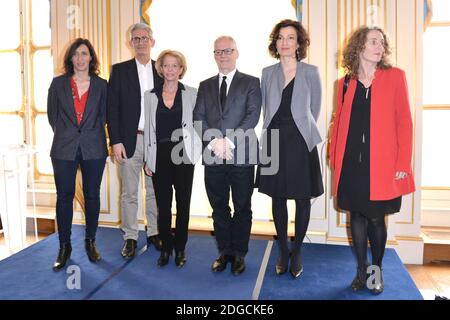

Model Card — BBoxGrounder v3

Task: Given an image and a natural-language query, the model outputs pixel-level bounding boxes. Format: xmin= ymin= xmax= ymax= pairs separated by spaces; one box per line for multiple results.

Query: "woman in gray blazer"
xmin=143 ymin=50 xmax=201 ymax=268
xmin=47 ymin=38 xmax=108 ymax=271
xmin=256 ymin=19 xmax=324 ymax=279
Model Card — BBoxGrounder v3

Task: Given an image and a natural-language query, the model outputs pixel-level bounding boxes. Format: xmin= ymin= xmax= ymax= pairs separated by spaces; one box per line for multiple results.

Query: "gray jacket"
xmin=260 ymin=62 xmax=322 ymax=151
xmin=143 ymin=84 xmax=202 ymax=172
xmin=47 ymin=74 xmax=108 ymax=160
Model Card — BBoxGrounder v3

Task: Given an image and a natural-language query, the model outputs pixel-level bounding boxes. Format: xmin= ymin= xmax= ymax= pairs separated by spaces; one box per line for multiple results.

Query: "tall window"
xmin=0 ymin=0 xmax=54 ymax=180
xmin=422 ymin=0 xmax=450 ymax=220
xmin=0 ymin=2 xmax=24 ymax=146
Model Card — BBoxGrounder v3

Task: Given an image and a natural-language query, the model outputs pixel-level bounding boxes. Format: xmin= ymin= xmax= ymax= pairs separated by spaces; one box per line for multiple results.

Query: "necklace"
xmin=359 ymin=81 xmax=371 ymax=99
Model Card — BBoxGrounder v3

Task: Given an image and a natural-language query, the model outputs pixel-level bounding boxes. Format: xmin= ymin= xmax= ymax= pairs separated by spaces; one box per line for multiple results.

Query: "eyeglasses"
xmin=213 ymin=48 xmax=235 ymax=56
xmin=131 ymin=36 xmax=151 ymax=44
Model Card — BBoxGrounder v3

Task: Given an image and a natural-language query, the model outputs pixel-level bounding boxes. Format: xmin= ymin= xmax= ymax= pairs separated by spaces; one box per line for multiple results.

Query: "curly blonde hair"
xmin=342 ymin=26 xmax=392 ymax=78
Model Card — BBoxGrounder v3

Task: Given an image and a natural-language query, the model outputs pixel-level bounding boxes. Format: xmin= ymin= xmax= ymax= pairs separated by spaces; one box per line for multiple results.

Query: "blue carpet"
xmin=0 ymin=226 xmax=423 ymax=300
xmin=89 ymin=235 xmax=268 ymax=300
xmin=258 ymin=242 xmax=423 ymax=300
xmin=0 ymin=225 xmax=147 ymax=300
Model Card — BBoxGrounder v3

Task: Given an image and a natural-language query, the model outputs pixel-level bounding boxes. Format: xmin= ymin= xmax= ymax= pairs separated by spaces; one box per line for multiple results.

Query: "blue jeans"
xmin=52 ymin=148 xmax=106 ymax=244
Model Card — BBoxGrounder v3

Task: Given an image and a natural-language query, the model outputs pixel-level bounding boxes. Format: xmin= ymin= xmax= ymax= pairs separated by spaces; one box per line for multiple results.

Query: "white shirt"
xmin=218 ymin=68 xmax=237 ymax=95
xmin=208 ymin=68 xmax=238 ymax=151
xmin=136 ymin=58 xmax=154 ymax=130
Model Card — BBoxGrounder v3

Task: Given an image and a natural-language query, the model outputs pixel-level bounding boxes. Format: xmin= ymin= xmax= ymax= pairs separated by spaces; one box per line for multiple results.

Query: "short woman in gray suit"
xmin=47 ymin=38 xmax=108 ymax=271
xmin=143 ymin=50 xmax=201 ymax=268
xmin=256 ymin=19 xmax=324 ymax=278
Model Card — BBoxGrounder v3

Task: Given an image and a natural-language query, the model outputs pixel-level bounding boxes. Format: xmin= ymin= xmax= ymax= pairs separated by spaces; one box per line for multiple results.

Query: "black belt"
xmin=137 ymin=130 xmax=144 ymax=135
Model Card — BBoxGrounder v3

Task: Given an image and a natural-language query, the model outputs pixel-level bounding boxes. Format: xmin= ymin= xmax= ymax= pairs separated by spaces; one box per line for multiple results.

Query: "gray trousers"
xmin=120 ymin=134 xmax=158 ymax=240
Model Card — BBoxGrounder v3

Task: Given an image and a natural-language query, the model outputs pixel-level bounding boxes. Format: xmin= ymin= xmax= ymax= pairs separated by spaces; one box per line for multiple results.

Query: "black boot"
xmin=85 ymin=239 xmax=101 ymax=262
xmin=275 ymin=240 xmax=289 ymax=275
xmin=53 ymin=243 xmax=72 ymax=271
xmin=351 ymin=265 xmax=368 ymax=291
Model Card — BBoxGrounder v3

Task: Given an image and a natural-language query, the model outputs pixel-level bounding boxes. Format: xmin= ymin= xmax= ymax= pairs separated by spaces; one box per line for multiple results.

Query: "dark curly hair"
xmin=342 ymin=26 xmax=392 ymax=78
xmin=63 ymin=38 xmax=100 ymax=76
xmin=268 ymin=19 xmax=310 ymax=61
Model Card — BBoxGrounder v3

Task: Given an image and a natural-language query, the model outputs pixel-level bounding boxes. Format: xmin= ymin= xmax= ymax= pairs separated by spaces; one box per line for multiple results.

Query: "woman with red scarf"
xmin=47 ymin=38 xmax=108 ymax=271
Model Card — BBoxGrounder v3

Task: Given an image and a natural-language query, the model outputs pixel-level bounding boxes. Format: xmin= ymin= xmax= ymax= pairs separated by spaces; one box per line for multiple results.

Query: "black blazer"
xmin=193 ymin=70 xmax=262 ymax=166
xmin=47 ymin=74 xmax=108 ymax=160
xmin=106 ymin=58 xmax=163 ymax=158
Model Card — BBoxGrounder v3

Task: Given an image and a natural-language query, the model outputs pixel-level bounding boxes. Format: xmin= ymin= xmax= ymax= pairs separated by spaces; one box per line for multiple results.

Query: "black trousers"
xmin=52 ymin=148 xmax=106 ymax=244
xmin=152 ymin=142 xmax=194 ymax=253
xmin=205 ymin=165 xmax=254 ymax=257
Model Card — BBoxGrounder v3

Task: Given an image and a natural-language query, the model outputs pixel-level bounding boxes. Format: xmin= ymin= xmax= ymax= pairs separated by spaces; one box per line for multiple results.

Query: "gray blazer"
xmin=143 ymin=84 xmax=202 ymax=172
xmin=193 ymin=71 xmax=262 ymax=166
xmin=47 ymin=74 xmax=108 ymax=160
xmin=261 ymin=62 xmax=322 ymax=151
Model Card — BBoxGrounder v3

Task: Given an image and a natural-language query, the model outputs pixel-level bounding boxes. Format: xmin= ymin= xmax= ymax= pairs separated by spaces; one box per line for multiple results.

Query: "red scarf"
xmin=70 ymin=77 xmax=90 ymax=125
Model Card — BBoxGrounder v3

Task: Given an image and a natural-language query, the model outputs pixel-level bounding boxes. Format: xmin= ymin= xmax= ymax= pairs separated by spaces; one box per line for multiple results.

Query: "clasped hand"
xmin=212 ymin=138 xmax=233 ymax=161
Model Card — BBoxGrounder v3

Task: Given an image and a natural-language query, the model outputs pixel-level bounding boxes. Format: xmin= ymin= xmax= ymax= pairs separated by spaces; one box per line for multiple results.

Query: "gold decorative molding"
xmin=327 ymin=235 xmax=398 ymax=246
xmin=422 ymin=186 xmax=450 ymax=190
xmin=74 ymin=219 xmax=121 ymax=227
xmin=0 ymin=47 xmax=22 ymax=54
xmin=99 ymin=161 xmax=111 ymax=214
xmin=395 ymin=235 xmax=423 ymax=242
xmin=306 ymin=230 xmax=327 ymax=237
xmin=429 ymin=21 xmax=450 ymax=27
xmin=423 ymin=104 xmax=450 ymax=110
xmin=424 ymin=0 xmax=433 ymax=30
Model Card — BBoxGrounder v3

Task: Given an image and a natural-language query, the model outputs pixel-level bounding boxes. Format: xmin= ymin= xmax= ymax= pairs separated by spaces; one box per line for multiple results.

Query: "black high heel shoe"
xmin=369 ymin=269 xmax=384 ymax=294
xmin=289 ymin=252 xmax=303 ymax=279
xmin=157 ymin=251 xmax=172 ymax=267
xmin=53 ymin=243 xmax=72 ymax=271
xmin=351 ymin=266 xmax=368 ymax=291
xmin=275 ymin=253 xmax=289 ymax=275
xmin=275 ymin=240 xmax=289 ymax=275
xmin=275 ymin=260 xmax=288 ymax=275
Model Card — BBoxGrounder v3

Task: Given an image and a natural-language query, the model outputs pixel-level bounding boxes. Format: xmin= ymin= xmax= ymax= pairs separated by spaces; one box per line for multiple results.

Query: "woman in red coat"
xmin=329 ymin=26 xmax=415 ymax=294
